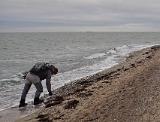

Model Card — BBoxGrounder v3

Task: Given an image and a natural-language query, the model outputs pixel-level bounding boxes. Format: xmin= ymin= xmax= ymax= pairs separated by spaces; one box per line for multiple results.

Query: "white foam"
xmin=51 ymin=44 xmax=155 ymax=89
xmin=107 ymin=44 xmax=153 ymax=57
xmin=84 ymin=53 xmax=106 ymax=59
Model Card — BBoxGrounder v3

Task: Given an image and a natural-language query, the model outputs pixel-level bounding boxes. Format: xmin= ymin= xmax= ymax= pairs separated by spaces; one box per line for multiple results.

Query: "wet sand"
xmin=1 ymin=45 xmax=160 ymax=122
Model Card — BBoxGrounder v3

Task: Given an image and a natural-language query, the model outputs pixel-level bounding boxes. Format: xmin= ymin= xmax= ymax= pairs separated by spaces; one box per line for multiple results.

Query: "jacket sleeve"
xmin=46 ymin=70 xmax=52 ymax=93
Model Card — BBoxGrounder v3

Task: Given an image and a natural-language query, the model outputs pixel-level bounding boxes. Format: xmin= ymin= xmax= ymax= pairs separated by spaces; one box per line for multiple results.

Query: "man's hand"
xmin=49 ymin=92 xmax=53 ymax=96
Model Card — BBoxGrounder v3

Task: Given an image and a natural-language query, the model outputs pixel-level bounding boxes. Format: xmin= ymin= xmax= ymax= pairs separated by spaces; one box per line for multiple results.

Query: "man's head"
xmin=50 ymin=65 xmax=58 ymax=75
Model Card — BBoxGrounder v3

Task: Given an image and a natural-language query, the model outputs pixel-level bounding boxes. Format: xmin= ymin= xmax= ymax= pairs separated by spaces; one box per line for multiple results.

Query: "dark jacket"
xmin=29 ymin=62 xmax=54 ymax=80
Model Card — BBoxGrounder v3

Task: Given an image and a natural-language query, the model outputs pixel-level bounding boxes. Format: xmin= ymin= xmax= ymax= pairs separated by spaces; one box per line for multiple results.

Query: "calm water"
xmin=0 ymin=32 xmax=159 ymax=110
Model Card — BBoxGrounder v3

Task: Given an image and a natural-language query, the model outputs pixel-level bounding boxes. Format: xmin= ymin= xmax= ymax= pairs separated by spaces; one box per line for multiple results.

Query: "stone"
xmin=63 ymin=99 xmax=79 ymax=109
xmin=44 ymin=96 xmax=64 ymax=108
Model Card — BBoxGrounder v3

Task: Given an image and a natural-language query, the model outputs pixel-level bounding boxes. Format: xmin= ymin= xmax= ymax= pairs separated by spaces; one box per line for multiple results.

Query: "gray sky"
xmin=1 ymin=0 xmax=160 ymax=32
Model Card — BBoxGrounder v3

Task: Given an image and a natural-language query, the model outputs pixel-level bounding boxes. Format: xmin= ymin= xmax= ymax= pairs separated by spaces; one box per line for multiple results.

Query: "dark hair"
xmin=50 ymin=65 xmax=58 ymax=74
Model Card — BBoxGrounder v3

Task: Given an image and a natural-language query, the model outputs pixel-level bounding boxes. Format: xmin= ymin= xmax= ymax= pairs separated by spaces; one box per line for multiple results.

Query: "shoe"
xmin=34 ymin=98 xmax=44 ymax=105
xmin=19 ymin=99 xmax=27 ymax=107
xmin=49 ymin=92 xmax=53 ymax=96
xmin=19 ymin=103 xmax=27 ymax=107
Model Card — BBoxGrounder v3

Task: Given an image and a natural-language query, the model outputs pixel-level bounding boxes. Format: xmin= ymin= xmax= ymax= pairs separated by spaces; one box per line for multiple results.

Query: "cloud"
xmin=0 ymin=0 xmax=160 ymax=32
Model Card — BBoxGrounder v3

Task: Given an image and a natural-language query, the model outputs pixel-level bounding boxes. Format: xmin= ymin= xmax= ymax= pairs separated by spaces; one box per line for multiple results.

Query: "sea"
xmin=0 ymin=32 xmax=159 ymax=111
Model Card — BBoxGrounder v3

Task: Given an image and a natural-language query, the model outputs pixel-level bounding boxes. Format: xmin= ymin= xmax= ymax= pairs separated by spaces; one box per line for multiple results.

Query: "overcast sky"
xmin=1 ymin=0 xmax=160 ymax=32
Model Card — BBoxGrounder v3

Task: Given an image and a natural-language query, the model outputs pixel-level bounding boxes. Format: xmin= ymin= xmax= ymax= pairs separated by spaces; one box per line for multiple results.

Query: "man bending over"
xmin=19 ymin=62 xmax=58 ymax=107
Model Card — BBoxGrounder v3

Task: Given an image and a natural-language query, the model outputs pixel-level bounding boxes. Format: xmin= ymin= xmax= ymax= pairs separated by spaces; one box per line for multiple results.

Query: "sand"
xmin=1 ymin=45 xmax=160 ymax=122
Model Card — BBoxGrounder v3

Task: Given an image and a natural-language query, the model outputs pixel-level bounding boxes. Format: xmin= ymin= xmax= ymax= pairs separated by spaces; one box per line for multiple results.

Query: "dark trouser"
xmin=20 ymin=82 xmax=43 ymax=101
xmin=19 ymin=72 xmax=43 ymax=107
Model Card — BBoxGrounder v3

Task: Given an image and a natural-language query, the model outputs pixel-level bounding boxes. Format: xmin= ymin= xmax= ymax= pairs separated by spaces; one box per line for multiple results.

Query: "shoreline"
xmin=47 ymin=45 xmax=160 ymax=97
xmin=0 ymin=44 xmax=154 ymax=112
xmin=1 ymin=45 xmax=160 ymax=122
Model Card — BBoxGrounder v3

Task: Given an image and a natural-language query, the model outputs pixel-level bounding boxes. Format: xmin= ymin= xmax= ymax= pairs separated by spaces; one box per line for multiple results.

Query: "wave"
xmin=51 ymin=44 xmax=156 ymax=88
xmin=84 ymin=53 xmax=106 ymax=59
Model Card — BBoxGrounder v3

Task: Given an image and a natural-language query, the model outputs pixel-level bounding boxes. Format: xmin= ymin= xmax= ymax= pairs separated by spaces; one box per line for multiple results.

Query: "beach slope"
xmin=15 ymin=45 xmax=160 ymax=121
